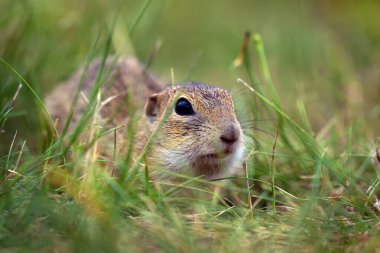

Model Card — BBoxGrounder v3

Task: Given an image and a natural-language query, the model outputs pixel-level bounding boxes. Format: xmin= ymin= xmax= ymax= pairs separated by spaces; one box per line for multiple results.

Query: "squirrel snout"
xmin=219 ymin=124 xmax=241 ymax=153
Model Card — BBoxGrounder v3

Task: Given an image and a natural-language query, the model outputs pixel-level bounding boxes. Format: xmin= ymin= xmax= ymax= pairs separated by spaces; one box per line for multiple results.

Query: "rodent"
xmin=45 ymin=56 xmax=245 ymax=180
xmin=45 ymin=56 xmax=164 ymax=133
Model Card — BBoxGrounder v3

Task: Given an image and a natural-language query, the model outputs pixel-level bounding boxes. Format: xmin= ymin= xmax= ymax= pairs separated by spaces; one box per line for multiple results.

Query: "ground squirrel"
xmin=45 ymin=56 xmax=245 ymax=180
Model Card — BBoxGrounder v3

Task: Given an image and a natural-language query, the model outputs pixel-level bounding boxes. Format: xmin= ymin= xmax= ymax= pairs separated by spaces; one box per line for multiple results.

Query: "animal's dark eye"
xmin=175 ymin=98 xmax=195 ymax=116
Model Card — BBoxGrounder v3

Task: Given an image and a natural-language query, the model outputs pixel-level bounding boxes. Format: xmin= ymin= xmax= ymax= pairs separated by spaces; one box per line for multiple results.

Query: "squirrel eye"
xmin=175 ymin=98 xmax=195 ymax=116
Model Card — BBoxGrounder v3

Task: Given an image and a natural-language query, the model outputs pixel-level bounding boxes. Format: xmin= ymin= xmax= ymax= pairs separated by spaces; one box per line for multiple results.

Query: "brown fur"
xmin=134 ymin=83 xmax=244 ymax=180
xmin=45 ymin=56 xmax=244 ymax=180
xmin=45 ymin=56 xmax=163 ymax=133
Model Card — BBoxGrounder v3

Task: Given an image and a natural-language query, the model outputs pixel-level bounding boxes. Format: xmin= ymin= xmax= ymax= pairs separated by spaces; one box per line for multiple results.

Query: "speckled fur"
xmin=135 ymin=82 xmax=244 ymax=180
xmin=45 ymin=56 xmax=163 ymax=133
xmin=46 ymin=57 xmax=244 ymax=180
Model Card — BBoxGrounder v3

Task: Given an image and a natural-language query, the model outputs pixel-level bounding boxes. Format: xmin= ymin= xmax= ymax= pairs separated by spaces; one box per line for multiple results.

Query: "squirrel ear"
xmin=145 ymin=93 xmax=159 ymax=120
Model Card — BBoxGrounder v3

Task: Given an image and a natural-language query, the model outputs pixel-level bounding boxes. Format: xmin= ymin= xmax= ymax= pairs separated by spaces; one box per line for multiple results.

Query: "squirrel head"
xmin=142 ymin=82 xmax=244 ymax=180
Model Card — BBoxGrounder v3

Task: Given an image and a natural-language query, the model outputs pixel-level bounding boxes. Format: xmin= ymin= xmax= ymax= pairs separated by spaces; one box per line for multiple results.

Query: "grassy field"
xmin=1 ymin=0 xmax=380 ymax=252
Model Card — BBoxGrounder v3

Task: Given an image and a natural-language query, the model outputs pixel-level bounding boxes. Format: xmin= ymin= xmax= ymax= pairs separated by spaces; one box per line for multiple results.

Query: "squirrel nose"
xmin=220 ymin=124 xmax=240 ymax=147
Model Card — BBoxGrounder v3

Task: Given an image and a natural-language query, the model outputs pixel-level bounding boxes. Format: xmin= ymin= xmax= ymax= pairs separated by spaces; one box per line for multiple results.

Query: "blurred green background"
xmin=1 ymin=0 xmax=379 ymax=151
xmin=1 ymin=1 xmax=380 ymax=252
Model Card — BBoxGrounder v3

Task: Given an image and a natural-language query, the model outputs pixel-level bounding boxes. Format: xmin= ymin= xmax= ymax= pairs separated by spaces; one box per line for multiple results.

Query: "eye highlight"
xmin=175 ymin=98 xmax=195 ymax=116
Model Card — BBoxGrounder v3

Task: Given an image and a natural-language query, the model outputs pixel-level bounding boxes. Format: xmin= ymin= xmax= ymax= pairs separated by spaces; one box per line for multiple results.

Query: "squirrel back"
xmin=45 ymin=56 xmax=163 ymax=133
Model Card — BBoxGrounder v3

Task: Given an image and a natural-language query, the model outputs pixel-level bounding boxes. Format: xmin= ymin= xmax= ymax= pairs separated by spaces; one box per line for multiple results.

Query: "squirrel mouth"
xmin=199 ymin=153 xmax=218 ymax=159
xmin=199 ymin=150 xmax=233 ymax=160
xmin=193 ymin=151 xmax=238 ymax=179
xmin=196 ymin=152 xmax=232 ymax=167
xmin=192 ymin=155 xmax=226 ymax=179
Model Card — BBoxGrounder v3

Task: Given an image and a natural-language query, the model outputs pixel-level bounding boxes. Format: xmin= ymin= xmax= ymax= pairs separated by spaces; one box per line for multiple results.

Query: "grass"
xmin=1 ymin=0 xmax=380 ymax=252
